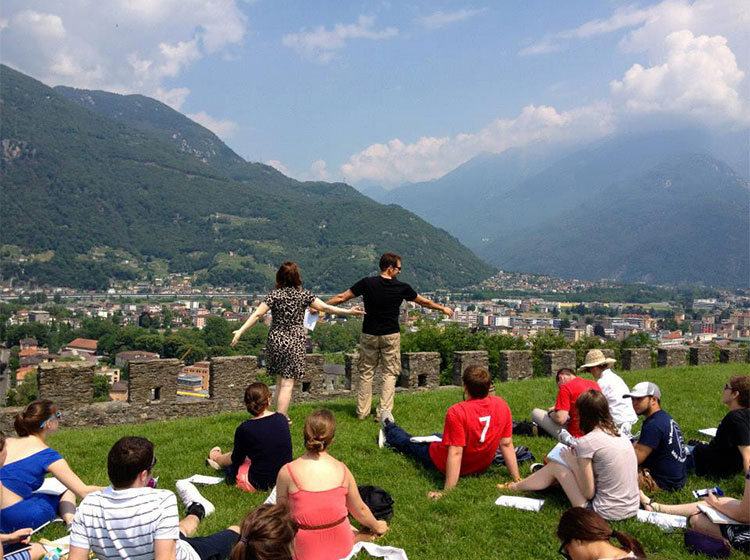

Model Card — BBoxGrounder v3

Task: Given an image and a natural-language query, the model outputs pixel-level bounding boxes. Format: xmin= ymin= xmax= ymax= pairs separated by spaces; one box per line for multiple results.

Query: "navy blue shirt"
xmin=639 ymin=409 xmax=687 ymax=491
xmin=230 ymin=413 xmax=293 ymax=490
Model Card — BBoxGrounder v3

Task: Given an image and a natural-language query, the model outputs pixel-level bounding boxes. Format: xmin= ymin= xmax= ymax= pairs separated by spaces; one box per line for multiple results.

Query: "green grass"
xmin=41 ymin=364 xmax=750 ymax=559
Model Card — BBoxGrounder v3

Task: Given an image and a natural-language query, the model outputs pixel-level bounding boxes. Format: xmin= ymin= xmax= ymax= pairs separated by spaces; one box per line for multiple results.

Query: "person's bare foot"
xmin=639 ymin=489 xmax=658 ymax=511
xmin=497 ymin=481 xmax=517 ymax=491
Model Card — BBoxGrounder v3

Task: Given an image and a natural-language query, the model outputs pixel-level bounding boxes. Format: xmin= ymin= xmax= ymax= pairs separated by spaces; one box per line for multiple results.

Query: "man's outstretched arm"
xmin=413 ymin=294 xmax=453 ymax=316
xmin=327 ymin=289 xmax=356 ymax=306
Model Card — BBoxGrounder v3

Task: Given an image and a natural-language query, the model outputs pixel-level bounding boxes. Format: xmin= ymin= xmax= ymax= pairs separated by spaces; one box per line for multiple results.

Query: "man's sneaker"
xmin=175 ymin=480 xmax=215 ymax=518
xmin=377 ymin=427 xmax=386 ymax=449
xmin=530 ymin=462 xmax=545 ymax=474
xmin=380 ymin=411 xmax=394 ymax=427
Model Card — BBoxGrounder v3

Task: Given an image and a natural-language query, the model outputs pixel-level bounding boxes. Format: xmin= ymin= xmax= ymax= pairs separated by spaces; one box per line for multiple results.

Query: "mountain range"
xmin=369 ymin=131 xmax=749 ymax=287
xmin=0 ymin=65 xmax=494 ymax=291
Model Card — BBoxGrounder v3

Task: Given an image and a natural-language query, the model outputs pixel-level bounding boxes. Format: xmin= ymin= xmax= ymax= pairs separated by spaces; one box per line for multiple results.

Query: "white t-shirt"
xmin=596 ymin=369 xmax=638 ymax=426
xmin=70 ymin=487 xmax=199 ymax=560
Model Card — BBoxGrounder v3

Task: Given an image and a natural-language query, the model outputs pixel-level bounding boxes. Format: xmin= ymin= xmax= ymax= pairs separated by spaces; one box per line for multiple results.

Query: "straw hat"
xmin=578 ymin=349 xmax=616 ymax=371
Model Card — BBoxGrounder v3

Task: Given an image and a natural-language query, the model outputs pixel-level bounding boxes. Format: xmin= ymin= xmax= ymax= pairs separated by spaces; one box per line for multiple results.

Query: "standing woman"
xmin=231 ymin=262 xmax=364 ymax=418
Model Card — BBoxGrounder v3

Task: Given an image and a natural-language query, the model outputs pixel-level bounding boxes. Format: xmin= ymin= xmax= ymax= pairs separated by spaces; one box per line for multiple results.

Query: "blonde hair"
xmin=303 ymin=409 xmax=336 ymax=453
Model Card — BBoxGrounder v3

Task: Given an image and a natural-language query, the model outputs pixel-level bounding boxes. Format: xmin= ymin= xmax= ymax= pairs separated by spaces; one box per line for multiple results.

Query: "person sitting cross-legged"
xmin=499 ymin=390 xmax=640 ymax=521
xmin=531 ymin=368 xmax=601 ymax=439
xmin=691 ymin=375 xmax=750 ymax=478
xmin=68 ymin=436 xmax=240 ymax=560
xmin=380 ymin=364 xmax=520 ymax=499
xmin=624 ymin=381 xmax=687 ymax=492
xmin=579 ymin=350 xmax=638 ymax=436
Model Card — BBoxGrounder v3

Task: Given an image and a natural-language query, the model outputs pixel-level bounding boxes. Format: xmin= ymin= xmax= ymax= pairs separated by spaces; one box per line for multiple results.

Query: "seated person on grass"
xmin=531 ymin=368 xmax=601 ymax=438
xmin=207 ymin=382 xmax=293 ymax=492
xmin=624 ymin=382 xmax=687 ymax=492
xmin=68 ymin=436 xmax=240 ymax=560
xmin=691 ymin=375 xmax=750 ymax=478
xmin=578 ymin=350 xmax=638 ymax=436
xmin=380 ymin=364 xmax=520 ymax=499
xmin=231 ymin=503 xmax=298 ymax=560
xmin=640 ymin=466 xmax=750 ymax=554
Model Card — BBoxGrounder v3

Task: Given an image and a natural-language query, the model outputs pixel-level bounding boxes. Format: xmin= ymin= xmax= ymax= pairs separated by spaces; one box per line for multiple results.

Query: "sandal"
xmin=497 ymin=482 xmax=516 ymax=490
xmin=639 ymin=490 xmax=660 ymax=512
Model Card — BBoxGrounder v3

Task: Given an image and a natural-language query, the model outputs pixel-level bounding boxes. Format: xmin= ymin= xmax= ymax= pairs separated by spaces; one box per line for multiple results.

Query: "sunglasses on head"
xmin=558 ymin=541 xmax=572 ymax=559
xmin=40 ymin=411 xmax=61 ymax=429
xmin=724 ymin=383 xmax=734 ymax=391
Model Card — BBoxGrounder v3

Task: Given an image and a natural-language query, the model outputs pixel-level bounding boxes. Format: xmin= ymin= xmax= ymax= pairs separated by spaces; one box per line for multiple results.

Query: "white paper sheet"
xmin=264 ymin=485 xmax=277 ymax=505
xmin=494 ymin=495 xmax=545 ymax=512
xmin=545 ymin=442 xmax=571 ymax=467
xmin=183 ymin=474 xmax=225 ymax=485
xmin=636 ymin=509 xmax=687 ymax=530
xmin=409 ymin=435 xmax=442 ymax=443
xmin=339 ymin=542 xmax=409 ymax=560
xmin=697 ymin=504 xmax=741 ymax=524
xmin=34 ymin=477 xmax=68 ymax=496
xmin=303 ymin=310 xmax=319 ymax=331
xmin=699 ymin=427 xmax=717 ymax=438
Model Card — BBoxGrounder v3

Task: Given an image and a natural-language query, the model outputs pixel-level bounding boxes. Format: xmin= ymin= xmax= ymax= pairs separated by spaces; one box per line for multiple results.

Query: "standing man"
xmin=579 ymin=349 xmax=638 ymax=435
xmin=328 ymin=252 xmax=453 ymax=421
xmin=624 ymin=382 xmax=687 ymax=491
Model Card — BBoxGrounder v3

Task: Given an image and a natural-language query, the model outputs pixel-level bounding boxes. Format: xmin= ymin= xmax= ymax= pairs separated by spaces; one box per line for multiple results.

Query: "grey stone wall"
xmin=622 ymin=348 xmax=652 ymax=371
xmin=293 ymin=354 xmax=326 ymax=401
xmin=452 ymin=351 xmax=488 ymax=385
xmin=690 ymin=346 xmax=716 ymax=366
xmin=657 ymin=346 xmax=689 ymax=367
xmin=210 ymin=355 xmax=257 ymax=406
xmin=129 ymin=359 xmax=180 ymax=404
xmin=498 ymin=350 xmax=533 ymax=381
xmin=719 ymin=348 xmax=746 ymax=364
xmin=39 ymin=362 xmax=94 ymax=408
xmin=400 ymin=352 xmax=441 ymax=389
xmin=542 ymin=350 xmax=576 ymax=377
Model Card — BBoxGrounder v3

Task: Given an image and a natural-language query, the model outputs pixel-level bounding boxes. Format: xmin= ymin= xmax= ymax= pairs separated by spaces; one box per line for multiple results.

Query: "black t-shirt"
xmin=350 ymin=276 xmax=418 ymax=335
xmin=693 ymin=408 xmax=750 ymax=478
xmin=230 ymin=413 xmax=293 ymax=490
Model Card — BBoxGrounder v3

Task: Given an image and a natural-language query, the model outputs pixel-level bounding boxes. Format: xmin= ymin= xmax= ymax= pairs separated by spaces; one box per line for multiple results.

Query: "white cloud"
xmin=309 ymin=159 xmax=330 ymax=181
xmin=282 ymin=15 xmax=397 ymax=63
xmin=416 ymin=8 xmax=486 ymax=29
xmin=341 ymin=103 xmax=615 ymax=186
xmin=0 ymin=0 xmax=247 ymax=107
xmin=611 ymin=30 xmax=747 ymax=124
xmin=266 ymin=160 xmax=293 ymax=177
xmin=187 ymin=111 xmax=239 ymax=139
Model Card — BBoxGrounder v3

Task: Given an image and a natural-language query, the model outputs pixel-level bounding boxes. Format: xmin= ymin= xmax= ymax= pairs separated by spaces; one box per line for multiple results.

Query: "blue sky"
xmin=1 ymin=1 xmax=748 ymax=186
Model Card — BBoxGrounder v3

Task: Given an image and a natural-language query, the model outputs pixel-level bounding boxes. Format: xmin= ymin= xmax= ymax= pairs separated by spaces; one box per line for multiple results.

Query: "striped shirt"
xmin=70 ymin=487 xmax=199 ymax=560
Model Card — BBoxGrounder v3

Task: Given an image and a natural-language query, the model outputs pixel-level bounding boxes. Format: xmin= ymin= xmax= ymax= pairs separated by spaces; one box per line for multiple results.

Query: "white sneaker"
xmin=380 ymin=410 xmax=394 ymax=427
xmin=175 ymin=480 xmax=215 ymax=517
xmin=377 ymin=427 xmax=386 ymax=449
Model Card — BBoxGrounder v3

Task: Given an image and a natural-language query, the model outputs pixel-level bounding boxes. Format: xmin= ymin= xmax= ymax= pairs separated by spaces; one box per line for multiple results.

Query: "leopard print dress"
xmin=264 ymin=287 xmax=316 ymax=379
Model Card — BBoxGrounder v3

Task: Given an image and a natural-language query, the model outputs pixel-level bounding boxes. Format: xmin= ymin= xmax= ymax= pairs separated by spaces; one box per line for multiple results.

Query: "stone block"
xmin=657 ymin=346 xmax=689 ymax=367
xmin=210 ymin=355 xmax=257 ymax=405
xmin=39 ymin=362 xmax=94 ymax=408
xmin=399 ymin=352 xmax=441 ymax=389
xmin=622 ymin=348 xmax=652 ymax=371
xmin=719 ymin=347 xmax=746 ymax=364
xmin=542 ymin=350 xmax=576 ymax=377
xmin=129 ymin=359 xmax=181 ymax=404
xmin=690 ymin=346 xmax=716 ymax=366
xmin=294 ymin=354 xmax=326 ymax=400
xmin=452 ymin=351 xmax=488 ymax=385
xmin=498 ymin=350 xmax=533 ymax=382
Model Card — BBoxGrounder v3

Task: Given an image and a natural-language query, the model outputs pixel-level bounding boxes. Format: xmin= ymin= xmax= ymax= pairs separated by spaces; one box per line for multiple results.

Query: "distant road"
xmin=0 ymin=291 xmax=345 ymax=302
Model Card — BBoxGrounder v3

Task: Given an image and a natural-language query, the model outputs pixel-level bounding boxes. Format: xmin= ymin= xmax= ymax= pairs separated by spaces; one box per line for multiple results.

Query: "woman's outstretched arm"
xmin=310 ymin=298 xmax=365 ymax=317
xmin=231 ymin=302 xmax=270 ymax=347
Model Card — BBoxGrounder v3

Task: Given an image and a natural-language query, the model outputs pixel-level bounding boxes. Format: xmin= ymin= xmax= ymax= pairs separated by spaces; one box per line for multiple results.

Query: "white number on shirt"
xmin=478 ymin=415 xmax=491 ymax=443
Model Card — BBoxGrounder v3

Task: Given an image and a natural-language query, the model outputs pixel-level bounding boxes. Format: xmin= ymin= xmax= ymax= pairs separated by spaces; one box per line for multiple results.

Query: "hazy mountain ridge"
xmin=0 ymin=65 xmax=494 ymax=291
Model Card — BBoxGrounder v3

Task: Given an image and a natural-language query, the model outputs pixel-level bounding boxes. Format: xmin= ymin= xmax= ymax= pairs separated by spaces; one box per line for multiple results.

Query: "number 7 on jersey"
xmin=478 ymin=415 xmax=491 ymax=443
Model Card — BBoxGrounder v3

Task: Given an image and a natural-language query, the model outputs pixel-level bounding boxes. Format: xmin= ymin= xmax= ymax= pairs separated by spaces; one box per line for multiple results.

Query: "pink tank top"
xmin=286 ymin=462 xmax=354 ymax=560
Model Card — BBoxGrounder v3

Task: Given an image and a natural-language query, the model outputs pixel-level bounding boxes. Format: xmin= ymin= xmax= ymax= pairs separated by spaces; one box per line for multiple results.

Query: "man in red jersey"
xmin=531 ymin=368 xmax=601 ymax=438
xmin=379 ymin=365 xmax=520 ymax=499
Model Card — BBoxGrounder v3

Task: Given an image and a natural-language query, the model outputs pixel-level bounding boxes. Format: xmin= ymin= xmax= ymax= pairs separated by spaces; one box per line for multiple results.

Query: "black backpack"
xmin=358 ymin=485 xmax=394 ymax=520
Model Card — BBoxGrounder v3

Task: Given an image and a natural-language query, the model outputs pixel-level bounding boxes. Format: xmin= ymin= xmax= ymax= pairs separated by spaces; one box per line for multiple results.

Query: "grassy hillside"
xmin=39 ymin=363 xmax=750 ymax=559
xmin=0 ymin=65 xmax=494 ymax=291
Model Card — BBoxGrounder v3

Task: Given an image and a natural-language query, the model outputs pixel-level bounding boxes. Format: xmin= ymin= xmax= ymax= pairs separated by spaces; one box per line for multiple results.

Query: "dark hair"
xmin=245 ymin=382 xmax=272 ymax=416
xmin=463 ymin=365 xmax=491 ymax=399
xmin=275 ymin=262 xmax=302 ymax=289
xmin=378 ymin=253 xmax=401 ymax=272
xmin=14 ymin=399 xmax=57 ymax=437
xmin=556 ymin=368 xmax=575 ymax=383
xmin=729 ymin=375 xmax=750 ymax=408
xmin=231 ymin=504 xmax=297 ymax=560
xmin=0 ymin=430 xmax=5 ymax=452
xmin=557 ymin=507 xmax=646 ymax=558
xmin=108 ymin=436 xmax=154 ymax=489
xmin=303 ymin=409 xmax=336 ymax=453
xmin=576 ymin=390 xmax=619 ymax=437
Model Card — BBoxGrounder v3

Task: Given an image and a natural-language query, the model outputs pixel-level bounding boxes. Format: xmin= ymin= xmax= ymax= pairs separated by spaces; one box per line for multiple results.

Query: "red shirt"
xmin=555 ymin=377 xmax=601 ymax=438
xmin=429 ymin=396 xmax=513 ymax=476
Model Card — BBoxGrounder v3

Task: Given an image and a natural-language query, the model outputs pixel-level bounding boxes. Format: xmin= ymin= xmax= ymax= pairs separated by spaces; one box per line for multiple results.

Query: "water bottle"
xmin=693 ymin=486 xmax=723 ymax=498
xmin=42 ymin=547 xmax=63 ymax=560
xmin=558 ymin=428 xmax=577 ymax=448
